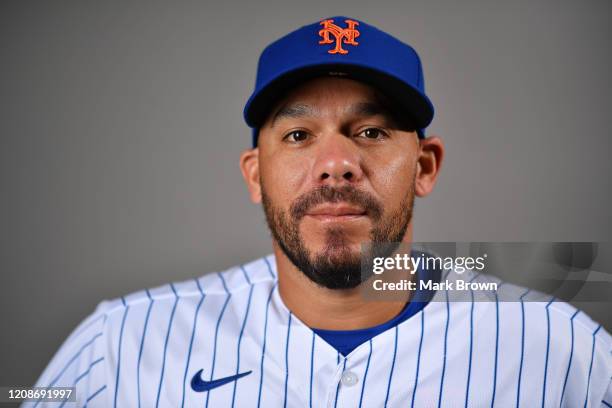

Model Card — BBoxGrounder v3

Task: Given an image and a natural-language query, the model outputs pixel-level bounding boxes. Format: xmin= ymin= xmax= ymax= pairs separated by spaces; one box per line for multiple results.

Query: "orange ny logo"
xmin=318 ymin=19 xmax=360 ymax=54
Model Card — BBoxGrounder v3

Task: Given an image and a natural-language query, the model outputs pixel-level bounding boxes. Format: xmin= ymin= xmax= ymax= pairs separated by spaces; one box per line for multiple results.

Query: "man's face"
xmin=255 ymin=77 xmax=421 ymax=289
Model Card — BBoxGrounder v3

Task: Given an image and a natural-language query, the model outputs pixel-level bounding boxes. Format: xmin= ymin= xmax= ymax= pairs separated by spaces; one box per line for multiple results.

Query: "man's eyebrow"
xmin=345 ymin=102 xmax=387 ymax=117
xmin=271 ymin=103 xmax=318 ymax=126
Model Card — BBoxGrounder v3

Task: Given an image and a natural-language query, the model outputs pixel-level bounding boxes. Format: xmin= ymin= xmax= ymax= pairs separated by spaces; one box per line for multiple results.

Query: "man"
xmin=28 ymin=16 xmax=610 ymax=407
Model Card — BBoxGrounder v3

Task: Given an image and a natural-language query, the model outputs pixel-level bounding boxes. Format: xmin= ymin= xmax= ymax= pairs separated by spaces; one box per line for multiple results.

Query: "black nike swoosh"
xmin=190 ymin=369 xmax=252 ymax=392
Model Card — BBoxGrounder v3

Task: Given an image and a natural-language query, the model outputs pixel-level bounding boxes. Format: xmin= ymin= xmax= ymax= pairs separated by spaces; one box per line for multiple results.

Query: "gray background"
xmin=1 ymin=0 xmax=610 ymax=388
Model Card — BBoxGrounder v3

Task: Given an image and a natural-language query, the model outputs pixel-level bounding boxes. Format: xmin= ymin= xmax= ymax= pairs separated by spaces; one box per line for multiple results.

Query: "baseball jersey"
xmin=27 ymin=254 xmax=611 ymax=407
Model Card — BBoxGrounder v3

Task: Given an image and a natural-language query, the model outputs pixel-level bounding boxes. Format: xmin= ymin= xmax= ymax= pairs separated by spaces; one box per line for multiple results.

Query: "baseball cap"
xmin=244 ymin=16 xmax=434 ymax=147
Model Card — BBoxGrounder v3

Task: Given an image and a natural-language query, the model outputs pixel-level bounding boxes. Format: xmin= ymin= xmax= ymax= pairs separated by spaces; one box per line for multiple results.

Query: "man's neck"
xmin=273 ymin=242 xmax=413 ymax=331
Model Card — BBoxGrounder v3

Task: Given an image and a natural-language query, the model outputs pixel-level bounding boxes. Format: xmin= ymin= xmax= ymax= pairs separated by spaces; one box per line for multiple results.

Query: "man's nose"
xmin=311 ymin=134 xmax=363 ymax=186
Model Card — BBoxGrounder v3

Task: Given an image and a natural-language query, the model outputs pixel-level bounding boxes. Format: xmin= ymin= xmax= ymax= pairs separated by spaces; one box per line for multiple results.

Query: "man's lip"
xmin=305 ymin=204 xmax=367 ymax=217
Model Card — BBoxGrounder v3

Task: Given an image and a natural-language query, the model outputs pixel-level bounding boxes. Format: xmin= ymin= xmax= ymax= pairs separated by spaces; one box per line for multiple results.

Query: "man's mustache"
xmin=290 ymin=185 xmax=383 ymax=221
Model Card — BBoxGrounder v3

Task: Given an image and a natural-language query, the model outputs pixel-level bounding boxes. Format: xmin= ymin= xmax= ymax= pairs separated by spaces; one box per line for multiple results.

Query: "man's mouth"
xmin=304 ymin=203 xmax=368 ymax=222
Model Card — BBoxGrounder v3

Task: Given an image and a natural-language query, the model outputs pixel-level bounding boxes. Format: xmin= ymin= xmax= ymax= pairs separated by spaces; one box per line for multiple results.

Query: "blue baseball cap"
xmin=244 ymin=16 xmax=434 ymax=147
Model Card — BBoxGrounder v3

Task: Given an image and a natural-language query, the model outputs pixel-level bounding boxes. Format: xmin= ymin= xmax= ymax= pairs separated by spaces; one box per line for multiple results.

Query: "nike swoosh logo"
xmin=190 ymin=369 xmax=252 ymax=392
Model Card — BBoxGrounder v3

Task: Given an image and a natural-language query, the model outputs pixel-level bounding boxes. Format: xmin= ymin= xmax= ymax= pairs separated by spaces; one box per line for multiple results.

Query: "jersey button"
xmin=340 ymin=371 xmax=359 ymax=387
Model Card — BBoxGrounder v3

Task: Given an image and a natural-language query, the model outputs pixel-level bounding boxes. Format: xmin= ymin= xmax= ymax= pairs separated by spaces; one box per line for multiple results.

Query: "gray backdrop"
xmin=1 ymin=0 xmax=610 ymax=388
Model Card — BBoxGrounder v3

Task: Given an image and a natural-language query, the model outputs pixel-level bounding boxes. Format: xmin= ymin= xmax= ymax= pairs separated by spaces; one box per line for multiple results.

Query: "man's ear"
xmin=239 ymin=148 xmax=262 ymax=203
xmin=414 ymin=136 xmax=444 ymax=197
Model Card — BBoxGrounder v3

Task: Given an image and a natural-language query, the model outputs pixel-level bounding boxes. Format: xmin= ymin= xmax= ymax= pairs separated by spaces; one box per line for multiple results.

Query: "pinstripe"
xmin=334 ymin=357 xmax=347 ymax=408
xmin=309 ymin=333 xmax=315 ymax=408
xmin=137 ymin=289 xmax=154 ymax=408
xmin=231 ymin=276 xmax=255 ymax=408
xmin=464 ymin=287 xmax=475 ymax=408
xmin=113 ymin=297 xmax=129 ymax=408
xmin=282 ymin=312 xmax=293 ymax=408
xmin=491 ymin=290 xmax=500 ymax=408
xmin=437 ymin=289 xmax=450 ymax=408
xmin=463 ymin=274 xmax=481 ymax=408
xmin=515 ymin=289 xmax=531 ymax=408
xmin=180 ymin=280 xmax=206 ymax=408
xmin=257 ymin=284 xmax=277 ymax=408
xmin=84 ymin=384 xmax=107 ymax=407
xmin=384 ymin=325 xmax=399 ymax=407
xmin=411 ymin=312 xmax=425 ymax=408
xmin=263 ymin=256 xmax=276 ymax=278
xmin=75 ymin=357 xmax=105 ymax=385
xmin=559 ymin=310 xmax=580 ymax=407
xmin=205 ymin=273 xmax=232 ymax=408
xmin=283 ymin=312 xmax=293 ymax=408
xmin=240 ymin=265 xmax=252 ymax=285
xmin=541 ymin=297 xmax=555 ymax=408
xmin=71 ymin=314 xmax=105 ymax=343
xmin=583 ymin=325 xmax=602 ymax=408
xmin=358 ymin=339 xmax=373 ymax=408
xmin=155 ymin=284 xmax=179 ymax=408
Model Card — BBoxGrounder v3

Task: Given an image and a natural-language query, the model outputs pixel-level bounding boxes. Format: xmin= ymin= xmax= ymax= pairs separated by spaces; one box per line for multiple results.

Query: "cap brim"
xmin=244 ymin=63 xmax=434 ymax=131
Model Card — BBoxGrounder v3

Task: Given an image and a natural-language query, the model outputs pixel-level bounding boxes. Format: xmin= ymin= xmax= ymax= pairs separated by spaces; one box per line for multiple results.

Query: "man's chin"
xmin=301 ymin=216 xmax=371 ymax=235
xmin=278 ymin=239 xmax=368 ymax=290
xmin=307 ymin=241 xmax=362 ymax=259
xmin=301 ymin=227 xmax=370 ymax=250
xmin=311 ymin=246 xmax=362 ymax=270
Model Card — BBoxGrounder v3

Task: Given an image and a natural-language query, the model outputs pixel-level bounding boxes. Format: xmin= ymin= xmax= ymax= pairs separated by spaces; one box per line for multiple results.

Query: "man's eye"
xmin=284 ymin=130 xmax=309 ymax=143
xmin=357 ymin=128 xmax=387 ymax=140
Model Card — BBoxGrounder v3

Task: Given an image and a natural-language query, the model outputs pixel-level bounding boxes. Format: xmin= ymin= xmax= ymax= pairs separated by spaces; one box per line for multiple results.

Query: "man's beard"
xmin=261 ymin=182 xmax=414 ymax=290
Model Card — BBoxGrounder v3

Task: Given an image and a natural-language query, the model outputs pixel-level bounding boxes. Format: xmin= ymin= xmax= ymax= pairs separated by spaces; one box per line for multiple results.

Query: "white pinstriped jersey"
xmin=27 ymin=254 xmax=611 ymax=407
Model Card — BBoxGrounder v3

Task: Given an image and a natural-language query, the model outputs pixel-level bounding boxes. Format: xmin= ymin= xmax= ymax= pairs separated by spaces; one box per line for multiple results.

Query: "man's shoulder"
xmin=497 ymin=277 xmax=608 ymax=341
xmin=30 ymin=255 xmax=279 ymax=399
xmin=80 ymin=254 xmax=278 ymax=328
xmin=443 ymin=269 xmax=610 ymax=344
xmin=501 ymin=274 xmax=607 ymax=344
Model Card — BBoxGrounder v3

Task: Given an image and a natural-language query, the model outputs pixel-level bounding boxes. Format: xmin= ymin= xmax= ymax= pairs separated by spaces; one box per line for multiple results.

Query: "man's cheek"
xmin=274 ymin=156 xmax=310 ymax=184
xmin=265 ymin=177 xmax=303 ymax=206
xmin=261 ymin=175 xmax=295 ymax=208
